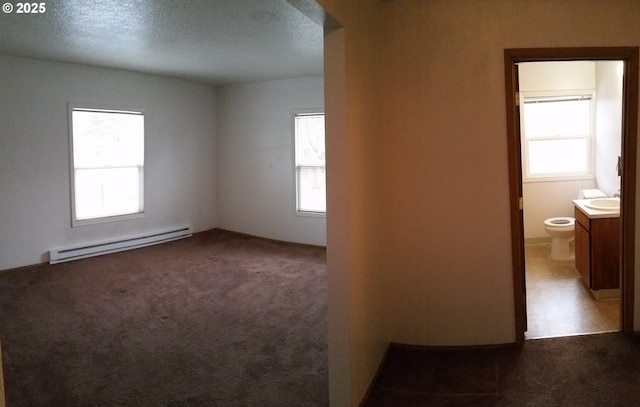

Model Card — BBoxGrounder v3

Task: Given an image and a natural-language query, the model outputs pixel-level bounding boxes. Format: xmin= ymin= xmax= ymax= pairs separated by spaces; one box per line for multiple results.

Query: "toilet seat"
xmin=543 ymin=217 xmax=575 ymax=260
xmin=544 ymin=217 xmax=575 ymax=229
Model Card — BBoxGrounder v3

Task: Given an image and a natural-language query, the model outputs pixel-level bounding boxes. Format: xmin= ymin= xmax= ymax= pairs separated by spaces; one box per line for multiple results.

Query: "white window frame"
xmin=520 ymin=90 xmax=596 ymax=183
xmin=293 ymin=110 xmax=326 ymax=216
xmin=68 ymin=103 xmax=146 ymax=227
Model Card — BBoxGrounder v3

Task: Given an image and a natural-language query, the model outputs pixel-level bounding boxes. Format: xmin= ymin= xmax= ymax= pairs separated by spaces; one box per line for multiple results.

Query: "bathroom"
xmin=520 ymin=60 xmax=623 ymax=339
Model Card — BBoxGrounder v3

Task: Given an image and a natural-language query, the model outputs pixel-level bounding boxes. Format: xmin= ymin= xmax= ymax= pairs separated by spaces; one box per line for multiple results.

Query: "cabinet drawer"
xmin=574 ymin=207 xmax=590 ymax=231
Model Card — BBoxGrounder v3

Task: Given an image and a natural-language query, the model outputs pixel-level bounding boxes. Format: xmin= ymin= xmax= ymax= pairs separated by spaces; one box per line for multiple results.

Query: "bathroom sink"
xmin=585 ymin=197 xmax=620 ymax=211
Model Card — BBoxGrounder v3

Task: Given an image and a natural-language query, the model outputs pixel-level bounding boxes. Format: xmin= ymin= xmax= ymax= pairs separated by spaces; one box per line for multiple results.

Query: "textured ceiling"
xmin=0 ymin=0 xmax=324 ymax=85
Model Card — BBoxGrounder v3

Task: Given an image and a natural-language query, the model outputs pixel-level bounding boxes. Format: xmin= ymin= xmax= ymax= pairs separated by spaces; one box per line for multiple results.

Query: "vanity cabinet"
xmin=574 ymin=207 xmax=620 ymax=290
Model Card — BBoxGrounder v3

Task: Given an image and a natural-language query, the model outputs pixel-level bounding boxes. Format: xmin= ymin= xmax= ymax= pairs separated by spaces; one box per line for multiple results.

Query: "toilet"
xmin=543 ymin=189 xmax=607 ymax=261
xmin=543 ymin=217 xmax=575 ymax=260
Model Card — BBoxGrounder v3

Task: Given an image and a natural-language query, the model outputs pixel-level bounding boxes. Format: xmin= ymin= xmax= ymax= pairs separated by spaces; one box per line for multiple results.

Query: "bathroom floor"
xmin=525 ymin=243 xmax=620 ymax=339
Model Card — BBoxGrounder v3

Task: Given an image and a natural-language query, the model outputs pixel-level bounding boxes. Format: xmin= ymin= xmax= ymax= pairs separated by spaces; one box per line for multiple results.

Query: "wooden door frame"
xmin=504 ymin=47 xmax=639 ymax=345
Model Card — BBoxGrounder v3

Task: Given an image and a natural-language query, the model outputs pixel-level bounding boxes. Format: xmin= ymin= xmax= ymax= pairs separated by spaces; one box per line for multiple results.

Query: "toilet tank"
xmin=578 ymin=189 xmax=607 ymax=199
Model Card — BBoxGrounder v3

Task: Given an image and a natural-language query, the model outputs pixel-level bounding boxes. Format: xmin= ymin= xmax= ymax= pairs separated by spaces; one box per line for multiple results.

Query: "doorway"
xmin=521 ymin=60 xmax=622 ymax=338
xmin=504 ymin=47 xmax=639 ymax=345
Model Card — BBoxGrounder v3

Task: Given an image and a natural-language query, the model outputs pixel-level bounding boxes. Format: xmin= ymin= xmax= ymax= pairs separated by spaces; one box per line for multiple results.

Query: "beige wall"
xmin=320 ymin=2 xmax=387 ymax=406
xmin=318 ymin=0 xmax=640 ymax=405
xmin=379 ymin=0 xmax=517 ymax=346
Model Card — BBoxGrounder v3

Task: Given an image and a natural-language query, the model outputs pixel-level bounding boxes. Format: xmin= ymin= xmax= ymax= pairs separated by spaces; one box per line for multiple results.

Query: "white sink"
xmin=585 ymin=197 xmax=620 ymax=211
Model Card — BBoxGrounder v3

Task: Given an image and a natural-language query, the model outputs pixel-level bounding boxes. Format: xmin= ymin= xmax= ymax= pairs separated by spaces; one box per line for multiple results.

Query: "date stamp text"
xmin=3 ymin=2 xmax=47 ymax=14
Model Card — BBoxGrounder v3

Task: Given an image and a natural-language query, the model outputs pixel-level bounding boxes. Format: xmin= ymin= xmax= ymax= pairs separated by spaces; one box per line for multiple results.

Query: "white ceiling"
xmin=0 ymin=0 xmax=325 ymax=85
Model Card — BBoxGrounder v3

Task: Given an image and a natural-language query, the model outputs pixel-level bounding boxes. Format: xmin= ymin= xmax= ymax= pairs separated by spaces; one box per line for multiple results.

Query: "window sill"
xmin=72 ymin=212 xmax=146 ymax=227
xmin=523 ymin=175 xmax=595 ymax=183
xmin=295 ymin=210 xmax=326 ymax=219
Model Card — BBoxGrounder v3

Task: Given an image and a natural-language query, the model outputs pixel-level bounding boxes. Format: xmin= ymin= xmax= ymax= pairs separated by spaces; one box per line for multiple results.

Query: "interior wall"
xmin=215 ymin=76 xmax=326 ymax=246
xmin=595 ymin=60 xmax=624 ymax=197
xmin=0 ymin=55 xmax=217 ymax=270
xmin=523 ymin=180 xmax=597 ymax=239
xmin=519 ymin=61 xmax=596 ymax=91
xmin=317 ymin=1 xmax=386 ymax=406
xmin=337 ymin=9 xmax=386 ymax=406
xmin=378 ymin=0 xmax=640 ymax=346
xmin=379 ymin=0 xmax=517 ymax=347
xmin=323 ymin=26 xmax=352 ymax=407
xmin=318 ymin=1 xmax=640 ymax=405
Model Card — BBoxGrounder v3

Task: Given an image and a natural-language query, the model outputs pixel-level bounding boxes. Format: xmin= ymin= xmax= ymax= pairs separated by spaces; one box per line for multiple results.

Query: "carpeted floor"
xmin=364 ymin=332 xmax=640 ymax=407
xmin=0 ymin=229 xmax=328 ymax=407
xmin=5 ymin=229 xmax=640 ymax=407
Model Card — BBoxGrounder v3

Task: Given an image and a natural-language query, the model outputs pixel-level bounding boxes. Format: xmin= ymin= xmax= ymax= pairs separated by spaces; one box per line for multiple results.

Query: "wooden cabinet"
xmin=574 ymin=207 xmax=620 ymax=290
xmin=574 ymin=220 xmax=590 ymax=285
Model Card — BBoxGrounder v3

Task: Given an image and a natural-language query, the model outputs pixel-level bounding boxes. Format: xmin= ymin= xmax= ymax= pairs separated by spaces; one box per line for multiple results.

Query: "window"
xmin=520 ymin=92 xmax=594 ymax=182
xmin=69 ymin=104 xmax=145 ymax=225
xmin=294 ymin=112 xmax=326 ymax=214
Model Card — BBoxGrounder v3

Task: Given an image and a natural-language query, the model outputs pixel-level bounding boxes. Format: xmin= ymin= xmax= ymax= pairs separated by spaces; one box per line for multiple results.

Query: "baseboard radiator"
xmin=49 ymin=226 xmax=193 ymax=264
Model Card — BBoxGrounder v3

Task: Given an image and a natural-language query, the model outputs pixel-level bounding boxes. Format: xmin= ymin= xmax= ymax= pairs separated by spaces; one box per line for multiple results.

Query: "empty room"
xmin=4 ymin=1 xmax=640 ymax=407
xmin=0 ymin=1 xmax=327 ymax=406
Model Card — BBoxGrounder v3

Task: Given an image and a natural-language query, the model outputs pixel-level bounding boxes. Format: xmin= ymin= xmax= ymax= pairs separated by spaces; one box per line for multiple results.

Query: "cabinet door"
xmin=590 ymin=218 xmax=620 ymax=290
xmin=575 ymin=222 xmax=590 ymax=287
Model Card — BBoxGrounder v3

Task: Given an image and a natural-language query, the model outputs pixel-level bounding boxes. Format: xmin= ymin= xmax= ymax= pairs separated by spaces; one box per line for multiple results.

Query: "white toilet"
xmin=543 ymin=217 xmax=575 ymax=261
xmin=542 ymin=189 xmax=608 ymax=261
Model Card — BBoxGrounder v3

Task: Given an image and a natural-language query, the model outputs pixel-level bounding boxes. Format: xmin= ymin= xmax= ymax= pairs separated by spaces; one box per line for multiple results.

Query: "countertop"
xmin=573 ymin=199 xmax=620 ymax=219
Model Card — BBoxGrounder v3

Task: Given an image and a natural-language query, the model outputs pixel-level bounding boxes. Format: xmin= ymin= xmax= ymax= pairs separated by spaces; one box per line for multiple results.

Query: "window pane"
xmin=295 ymin=112 xmax=326 ymax=214
xmin=297 ymin=167 xmax=326 ymax=212
xmin=73 ymin=110 xmax=144 ymax=168
xmin=528 ymin=139 xmax=588 ymax=175
xmin=295 ymin=115 xmax=325 ymax=166
xmin=71 ymin=107 xmax=144 ymax=224
xmin=75 ymin=167 xmax=142 ymax=220
xmin=523 ymin=98 xmax=590 ymax=138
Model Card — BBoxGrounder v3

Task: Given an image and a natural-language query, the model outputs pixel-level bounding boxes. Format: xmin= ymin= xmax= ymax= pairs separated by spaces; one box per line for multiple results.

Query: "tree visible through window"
xmin=294 ymin=112 xmax=325 ymax=213
xmin=69 ymin=105 xmax=145 ymax=225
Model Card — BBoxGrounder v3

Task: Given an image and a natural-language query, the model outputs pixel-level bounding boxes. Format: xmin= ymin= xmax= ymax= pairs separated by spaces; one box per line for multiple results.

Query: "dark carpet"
xmin=4 ymin=228 xmax=640 ymax=407
xmin=0 ymin=229 xmax=328 ymax=407
xmin=364 ymin=332 xmax=640 ymax=407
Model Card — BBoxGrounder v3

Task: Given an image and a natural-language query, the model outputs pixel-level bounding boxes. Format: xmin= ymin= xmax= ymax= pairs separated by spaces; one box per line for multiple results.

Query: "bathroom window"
xmin=520 ymin=92 xmax=594 ymax=182
xmin=294 ymin=111 xmax=326 ymax=214
xmin=69 ymin=104 xmax=145 ymax=226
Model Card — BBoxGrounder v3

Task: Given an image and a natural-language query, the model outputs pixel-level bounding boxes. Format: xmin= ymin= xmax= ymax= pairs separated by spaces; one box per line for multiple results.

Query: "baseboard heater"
xmin=49 ymin=226 xmax=193 ymax=264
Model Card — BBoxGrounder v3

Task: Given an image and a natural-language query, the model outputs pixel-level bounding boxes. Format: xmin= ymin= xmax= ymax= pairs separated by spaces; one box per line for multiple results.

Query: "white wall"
xmin=520 ymin=61 xmax=621 ymax=239
xmin=519 ymin=61 xmax=596 ymax=92
xmin=523 ymin=179 xmax=596 ymax=239
xmin=595 ymin=60 xmax=624 ymax=197
xmin=0 ymin=55 xmax=217 ymax=270
xmin=216 ymin=76 xmax=326 ymax=246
